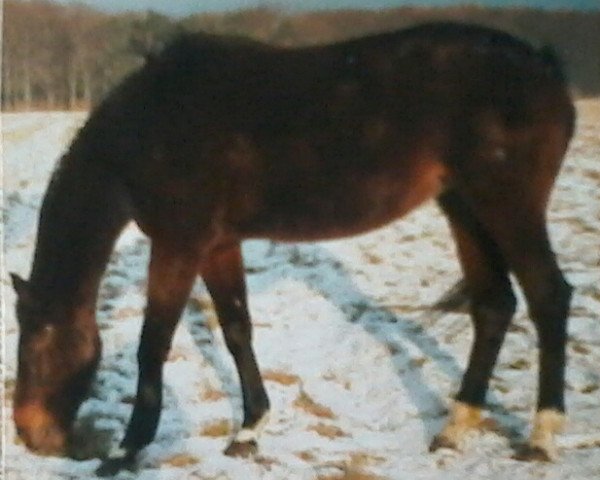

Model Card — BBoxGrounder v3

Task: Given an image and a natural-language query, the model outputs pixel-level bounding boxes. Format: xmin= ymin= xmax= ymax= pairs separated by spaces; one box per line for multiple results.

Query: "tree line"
xmin=2 ymin=0 xmax=599 ymax=111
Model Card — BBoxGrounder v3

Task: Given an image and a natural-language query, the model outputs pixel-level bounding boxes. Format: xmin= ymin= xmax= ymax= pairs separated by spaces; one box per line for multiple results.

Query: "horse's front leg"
xmin=200 ymin=241 xmax=270 ymax=458
xmin=118 ymin=242 xmax=199 ymax=457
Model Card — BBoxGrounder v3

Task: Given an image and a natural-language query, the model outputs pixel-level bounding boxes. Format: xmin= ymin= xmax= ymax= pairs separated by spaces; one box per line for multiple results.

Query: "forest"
xmin=2 ymin=0 xmax=600 ymax=110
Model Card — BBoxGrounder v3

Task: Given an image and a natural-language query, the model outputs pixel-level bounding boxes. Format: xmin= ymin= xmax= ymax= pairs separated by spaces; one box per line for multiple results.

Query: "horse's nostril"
xmin=14 ymin=403 xmax=68 ymax=455
xmin=17 ymin=425 xmax=66 ymax=455
xmin=15 ymin=426 xmax=27 ymax=447
xmin=38 ymin=425 xmax=66 ymax=454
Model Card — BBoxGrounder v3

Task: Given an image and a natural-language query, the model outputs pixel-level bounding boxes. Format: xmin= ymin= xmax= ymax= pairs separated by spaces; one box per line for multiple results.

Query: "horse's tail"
xmin=538 ymin=45 xmax=576 ymax=140
xmin=539 ymin=45 xmax=567 ymax=84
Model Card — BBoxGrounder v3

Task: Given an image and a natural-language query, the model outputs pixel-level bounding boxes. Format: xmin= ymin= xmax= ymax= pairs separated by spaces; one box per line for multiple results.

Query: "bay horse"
xmin=11 ymin=22 xmax=575 ymax=470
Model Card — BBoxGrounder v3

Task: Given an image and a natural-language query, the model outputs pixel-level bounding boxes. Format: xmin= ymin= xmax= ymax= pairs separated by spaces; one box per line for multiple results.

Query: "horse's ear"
xmin=10 ymin=273 xmax=32 ymax=302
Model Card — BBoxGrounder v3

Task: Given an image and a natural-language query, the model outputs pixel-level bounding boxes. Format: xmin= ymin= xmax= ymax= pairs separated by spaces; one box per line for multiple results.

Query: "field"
xmin=2 ymin=101 xmax=600 ymax=479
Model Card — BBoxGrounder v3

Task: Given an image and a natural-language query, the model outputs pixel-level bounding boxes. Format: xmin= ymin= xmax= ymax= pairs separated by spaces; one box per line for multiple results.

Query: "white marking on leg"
xmin=233 ymin=411 xmax=269 ymax=444
xmin=529 ymin=409 xmax=565 ymax=461
xmin=108 ymin=446 xmax=129 ymax=459
xmin=437 ymin=401 xmax=483 ymax=448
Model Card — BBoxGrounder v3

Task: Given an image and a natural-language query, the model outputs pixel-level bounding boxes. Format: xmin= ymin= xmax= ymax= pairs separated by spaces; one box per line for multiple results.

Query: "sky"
xmin=51 ymin=0 xmax=600 ymax=16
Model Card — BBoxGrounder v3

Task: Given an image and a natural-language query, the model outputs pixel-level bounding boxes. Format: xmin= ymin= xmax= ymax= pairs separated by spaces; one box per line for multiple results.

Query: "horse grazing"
xmin=11 ymin=22 xmax=575 ymax=469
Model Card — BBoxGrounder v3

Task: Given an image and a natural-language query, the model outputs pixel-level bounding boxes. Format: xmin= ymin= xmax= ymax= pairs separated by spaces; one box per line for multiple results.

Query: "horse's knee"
xmin=222 ymin=318 xmax=252 ymax=355
xmin=471 ymin=281 xmax=516 ymax=338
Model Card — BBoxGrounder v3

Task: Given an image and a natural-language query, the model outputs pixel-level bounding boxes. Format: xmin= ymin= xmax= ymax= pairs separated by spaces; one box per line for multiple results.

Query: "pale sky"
xmin=51 ymin=0 xmax=600 ymax=17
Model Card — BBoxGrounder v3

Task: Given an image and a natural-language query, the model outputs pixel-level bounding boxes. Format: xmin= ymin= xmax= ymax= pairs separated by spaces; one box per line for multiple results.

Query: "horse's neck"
xmin=30 ymin=154 xmax=130 ymax=310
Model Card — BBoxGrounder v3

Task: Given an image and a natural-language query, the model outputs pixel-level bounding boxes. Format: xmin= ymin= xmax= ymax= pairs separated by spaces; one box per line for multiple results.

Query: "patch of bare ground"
xmin=161 ymin=453 xmax=201 ymax=467
xmin=263 ymin=369 xmax=301 ymax=386
xmin=201 ymin=386 xmax=227 ymax=402
xmin=112 ymin=306 xmax=141 ymax=320
xmin=187 ymin=296 xmax=213 ymax=313
xmin=576 ymin=98 xmax=600 ymax=120
xmin=308 ymin=423 xmax=348 ymax=439
xmin=317 ymin=472 xmax=386 ymax=480
xmin=295 ymin=450 xmax=318 ymax=462
xmin=4 ymin=378 xmax=15 ymax=402
xmin=322 ymin=372 xmax=351 ymax=390
xmin=293 ymin=390 xmax=336 ymax=419
xmin=363 ymin=252 xmax=383 ymax=265
xmin=188 ymin=297 xmax=220 ymax=330
xmin=3 ymin=122 xmax=47 ymax=143
xmin=200 ymin=419 xmax=231 ymax=437
xmin=316 ymin=452 xmax=387 ymax=479
xmin=571 ymin=341 xmax=591 ymax=355
xmin=506 ymin=358 xmax=530 ymax=370
xmin=254 ymin=455 xmax=280 ymax=469
xmin=167 ymin=347 xmax=190 ymax=362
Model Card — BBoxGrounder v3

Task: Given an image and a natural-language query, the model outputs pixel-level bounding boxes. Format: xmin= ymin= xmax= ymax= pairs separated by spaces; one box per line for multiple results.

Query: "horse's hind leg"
xmin=200 ymin=241 xmax=270 ymax=458
xmin=119 ymin=242 xmax=199 ymax=456
xmin=431 ymin=190 xmax=516 ymax=451
xmin=495 ymin=219 xmax=571 ymax=461
xmin=443 ymin=119 xmax=572 ymax=460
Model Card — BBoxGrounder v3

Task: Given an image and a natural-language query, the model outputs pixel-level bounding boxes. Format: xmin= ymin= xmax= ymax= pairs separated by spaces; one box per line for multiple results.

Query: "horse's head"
xmin=10 ymin=273 xmax=101 ymax=456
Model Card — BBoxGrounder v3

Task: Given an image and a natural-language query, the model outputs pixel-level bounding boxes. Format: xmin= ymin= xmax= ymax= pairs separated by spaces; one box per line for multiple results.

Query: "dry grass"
xmin=348 ymin=452 xmax=386 ymax=468
xmin=168 ymin=348 xmax=188 ymax=362
xmin=581 ymin=384 xmax=599 ymax=394
xmin=162 ymin=453 xmax=201 ymax=467
xmin=200 ymin=419 xmax=231 ymax=437
xmin=507 ymin=358 xmax=531 ymax=370
xmin=201 ymin=312 xmax=220 ymax=331
xmin=577 ymin=98 xmax=600 ymax=119
xmin=255 ymin=455 xmax=280 ymax=469
xmin=188 ymin=297 xmax=220 ymax=330
xmin=316 ymin=453 xmax=388 ymax=480
xmin=263 ymin=369 xmax=301 ymax=386
xmin=4 ymin=378 xmax=15 ymax=402
xmin=201 ymin=387 xmax=228 ymax=402
xmin=187 ymin=296 xmax=213 ymax=313
xmin=295 ymin=450 xmax=317 ymax=462
xmin=322 ymin=372 xmax=352 ymax=390
xmin=254 ymin=321 xmax=273 ymax=328
xmin=317 ymin=469 xmax=387 ymax=480
xmin=410 ymin=357 xmax=427 ymax=368
xmin=364 ymin=252 xmax=383 ymax=265
xmin=571 ymin=341 xmax=591 ymax=355
xmin=308 ymin=423 xmax=348 ymax=439
xmin=293 ymin=390 xmax=336 ymax=419
xmin=3 ymin=123 xmax=46 ymax=144
xmin=113 ymin=306 xmax=141 ymax=320
xmin=317 ymin=452 xmax=387 ymax=480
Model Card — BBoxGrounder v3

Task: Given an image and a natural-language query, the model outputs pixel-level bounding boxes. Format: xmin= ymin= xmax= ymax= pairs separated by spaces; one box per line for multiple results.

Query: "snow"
xmin=2 ymin=102 xmax=599 ymax=479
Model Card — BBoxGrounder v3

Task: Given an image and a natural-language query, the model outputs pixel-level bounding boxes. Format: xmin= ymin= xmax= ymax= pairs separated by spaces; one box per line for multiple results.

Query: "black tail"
xmin=539 ymin=45 xmax=567 ymax=83
xmin=538 ymin=45 xmax=576 ymax=139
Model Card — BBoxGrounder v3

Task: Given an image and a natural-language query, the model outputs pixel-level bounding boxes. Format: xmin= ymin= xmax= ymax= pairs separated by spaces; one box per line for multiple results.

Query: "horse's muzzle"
xmin=14 ymin=403 xmax=68 ymax=456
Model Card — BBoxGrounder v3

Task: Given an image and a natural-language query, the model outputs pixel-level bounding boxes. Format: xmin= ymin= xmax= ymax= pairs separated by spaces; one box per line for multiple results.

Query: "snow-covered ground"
xmin=2 ymin=102 xmax=599 ymax=480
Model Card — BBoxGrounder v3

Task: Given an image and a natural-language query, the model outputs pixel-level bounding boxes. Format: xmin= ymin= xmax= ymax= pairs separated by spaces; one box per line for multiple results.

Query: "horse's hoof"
xmin=96 ymin=456 xmax=136 ymax=477
xmin=513 ymin=444 xmax=554 ymax=463
xmin=429 ymin=434 xmax=459 ymax=452
xmin=224 ymin=440 xmax=258 ymax=458
xmin=96 ymin=447 xmax=137 ymax=476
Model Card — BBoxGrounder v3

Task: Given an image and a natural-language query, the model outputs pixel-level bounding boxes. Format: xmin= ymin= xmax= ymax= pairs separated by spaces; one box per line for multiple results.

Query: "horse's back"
xmin=70 ymin=22 xmax=574 ymax=243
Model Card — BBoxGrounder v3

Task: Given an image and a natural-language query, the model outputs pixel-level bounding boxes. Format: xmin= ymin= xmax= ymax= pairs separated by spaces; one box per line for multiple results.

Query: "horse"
xmin=11 ymin=22 xmax=575 ymax=471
